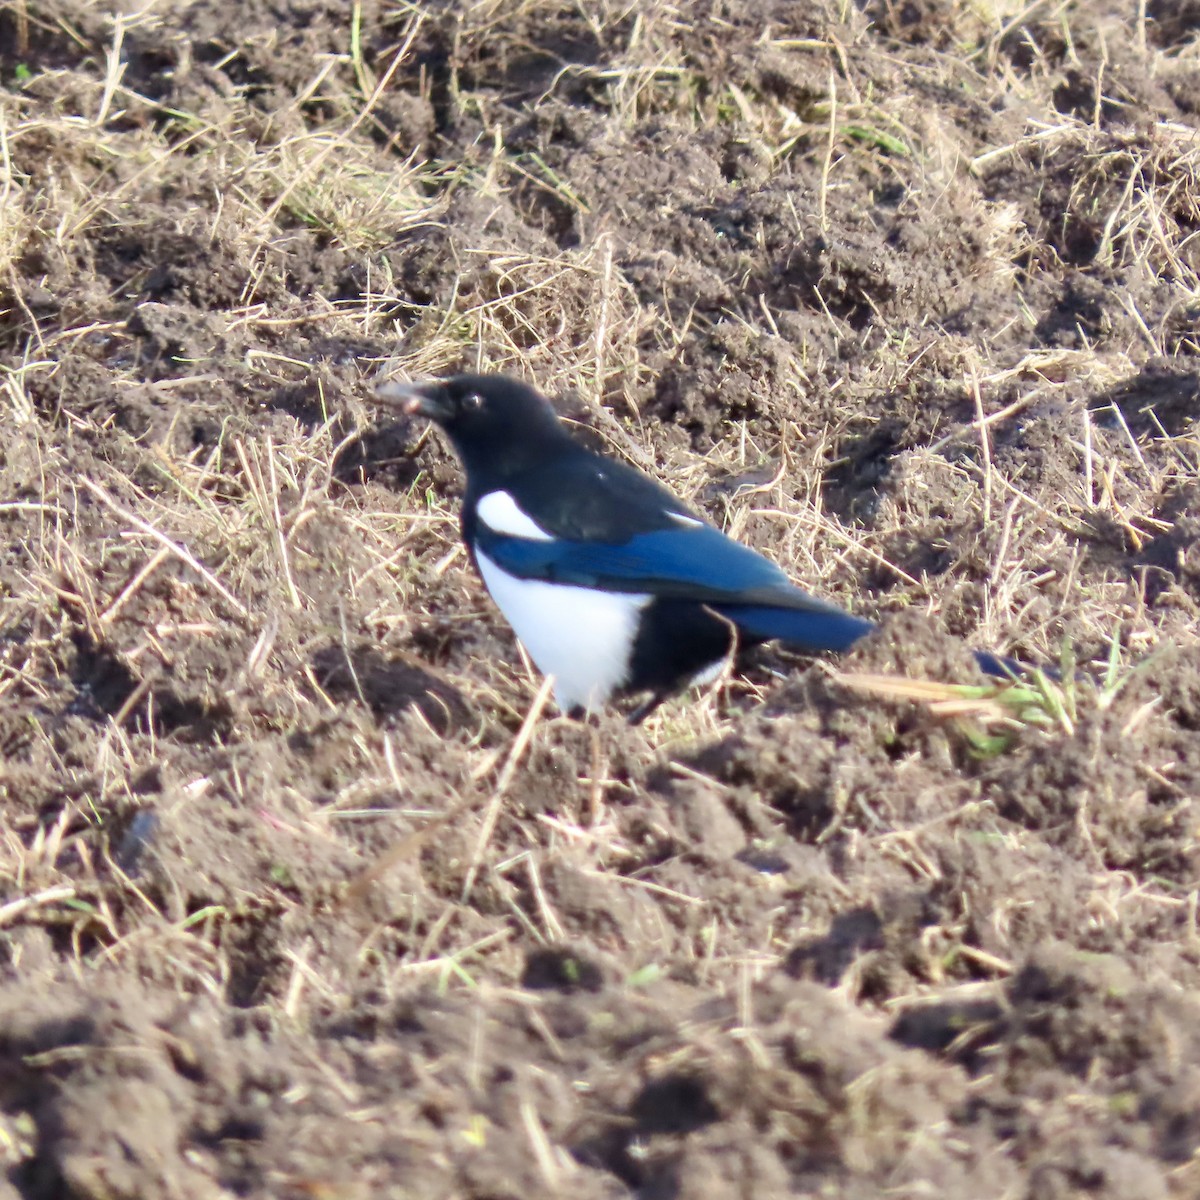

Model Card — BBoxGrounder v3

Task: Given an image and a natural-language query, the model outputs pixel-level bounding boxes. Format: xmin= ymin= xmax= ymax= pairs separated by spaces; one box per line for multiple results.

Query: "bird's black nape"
xmin=374 ymin=373 xmax=575 ymax=486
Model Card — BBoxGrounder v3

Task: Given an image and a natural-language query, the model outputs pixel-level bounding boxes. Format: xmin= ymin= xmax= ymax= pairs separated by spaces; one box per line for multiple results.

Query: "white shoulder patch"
xmin=669 ymin=511 xmax=705 ymax=529
xmin=477 ymin=490 xmax=554 ymax=541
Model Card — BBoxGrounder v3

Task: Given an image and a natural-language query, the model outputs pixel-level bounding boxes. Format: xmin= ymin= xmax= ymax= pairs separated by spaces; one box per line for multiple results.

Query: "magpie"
xmin=375 ymin=373 xmax=1017 ymax=721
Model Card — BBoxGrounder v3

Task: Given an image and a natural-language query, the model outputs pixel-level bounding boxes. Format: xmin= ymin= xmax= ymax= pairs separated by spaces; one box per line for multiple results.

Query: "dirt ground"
xmin=1 ymin=1 xmax=1199 ymax=1196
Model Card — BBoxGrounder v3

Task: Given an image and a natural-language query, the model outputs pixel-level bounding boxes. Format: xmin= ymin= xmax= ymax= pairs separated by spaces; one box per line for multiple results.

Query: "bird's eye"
xmin=463 ymin=392 xmax=484 ymax=410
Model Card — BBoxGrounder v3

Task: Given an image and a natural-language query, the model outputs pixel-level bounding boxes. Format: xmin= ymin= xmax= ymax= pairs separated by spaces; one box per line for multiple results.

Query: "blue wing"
xmin=475 ymin=521 xmax=1031 ymax=673
xmin=477 ymin=521 xmax=806 ymax=601
xmin=474 ymin=521 xmax=878 ymax=654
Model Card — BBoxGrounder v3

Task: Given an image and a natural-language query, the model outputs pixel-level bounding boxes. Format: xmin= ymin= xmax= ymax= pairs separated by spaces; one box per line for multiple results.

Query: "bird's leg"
xmin=627 ymin=692 xmax=668 ymax=726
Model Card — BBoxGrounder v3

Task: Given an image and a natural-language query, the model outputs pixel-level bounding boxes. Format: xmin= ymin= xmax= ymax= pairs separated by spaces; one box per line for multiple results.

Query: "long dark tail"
xmin=713 ymin=603 xmax=1036 ymax=681
xmin=712 ymin=603 xmax=875 ymax=654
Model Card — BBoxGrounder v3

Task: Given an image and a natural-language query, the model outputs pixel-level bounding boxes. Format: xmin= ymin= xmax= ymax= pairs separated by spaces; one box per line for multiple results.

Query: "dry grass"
xmin=0 ymin=0 xmax=1194 ymax=839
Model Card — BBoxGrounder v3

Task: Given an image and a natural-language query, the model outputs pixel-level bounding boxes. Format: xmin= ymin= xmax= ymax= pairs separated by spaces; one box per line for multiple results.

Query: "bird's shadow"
xmin=330 ymin=419 xmax=428 ymax=489
xmin=309 ymin=642 xmax=470 ymax=734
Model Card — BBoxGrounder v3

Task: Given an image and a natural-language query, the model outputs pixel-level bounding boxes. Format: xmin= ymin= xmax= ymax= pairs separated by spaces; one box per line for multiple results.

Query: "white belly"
xmin=476 ymin=549 xmax=650 ymax=713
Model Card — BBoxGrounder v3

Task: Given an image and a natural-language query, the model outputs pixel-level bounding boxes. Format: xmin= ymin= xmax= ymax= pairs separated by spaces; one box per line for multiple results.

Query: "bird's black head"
xmin=375 ymin=373 xmax=573 ymax=483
